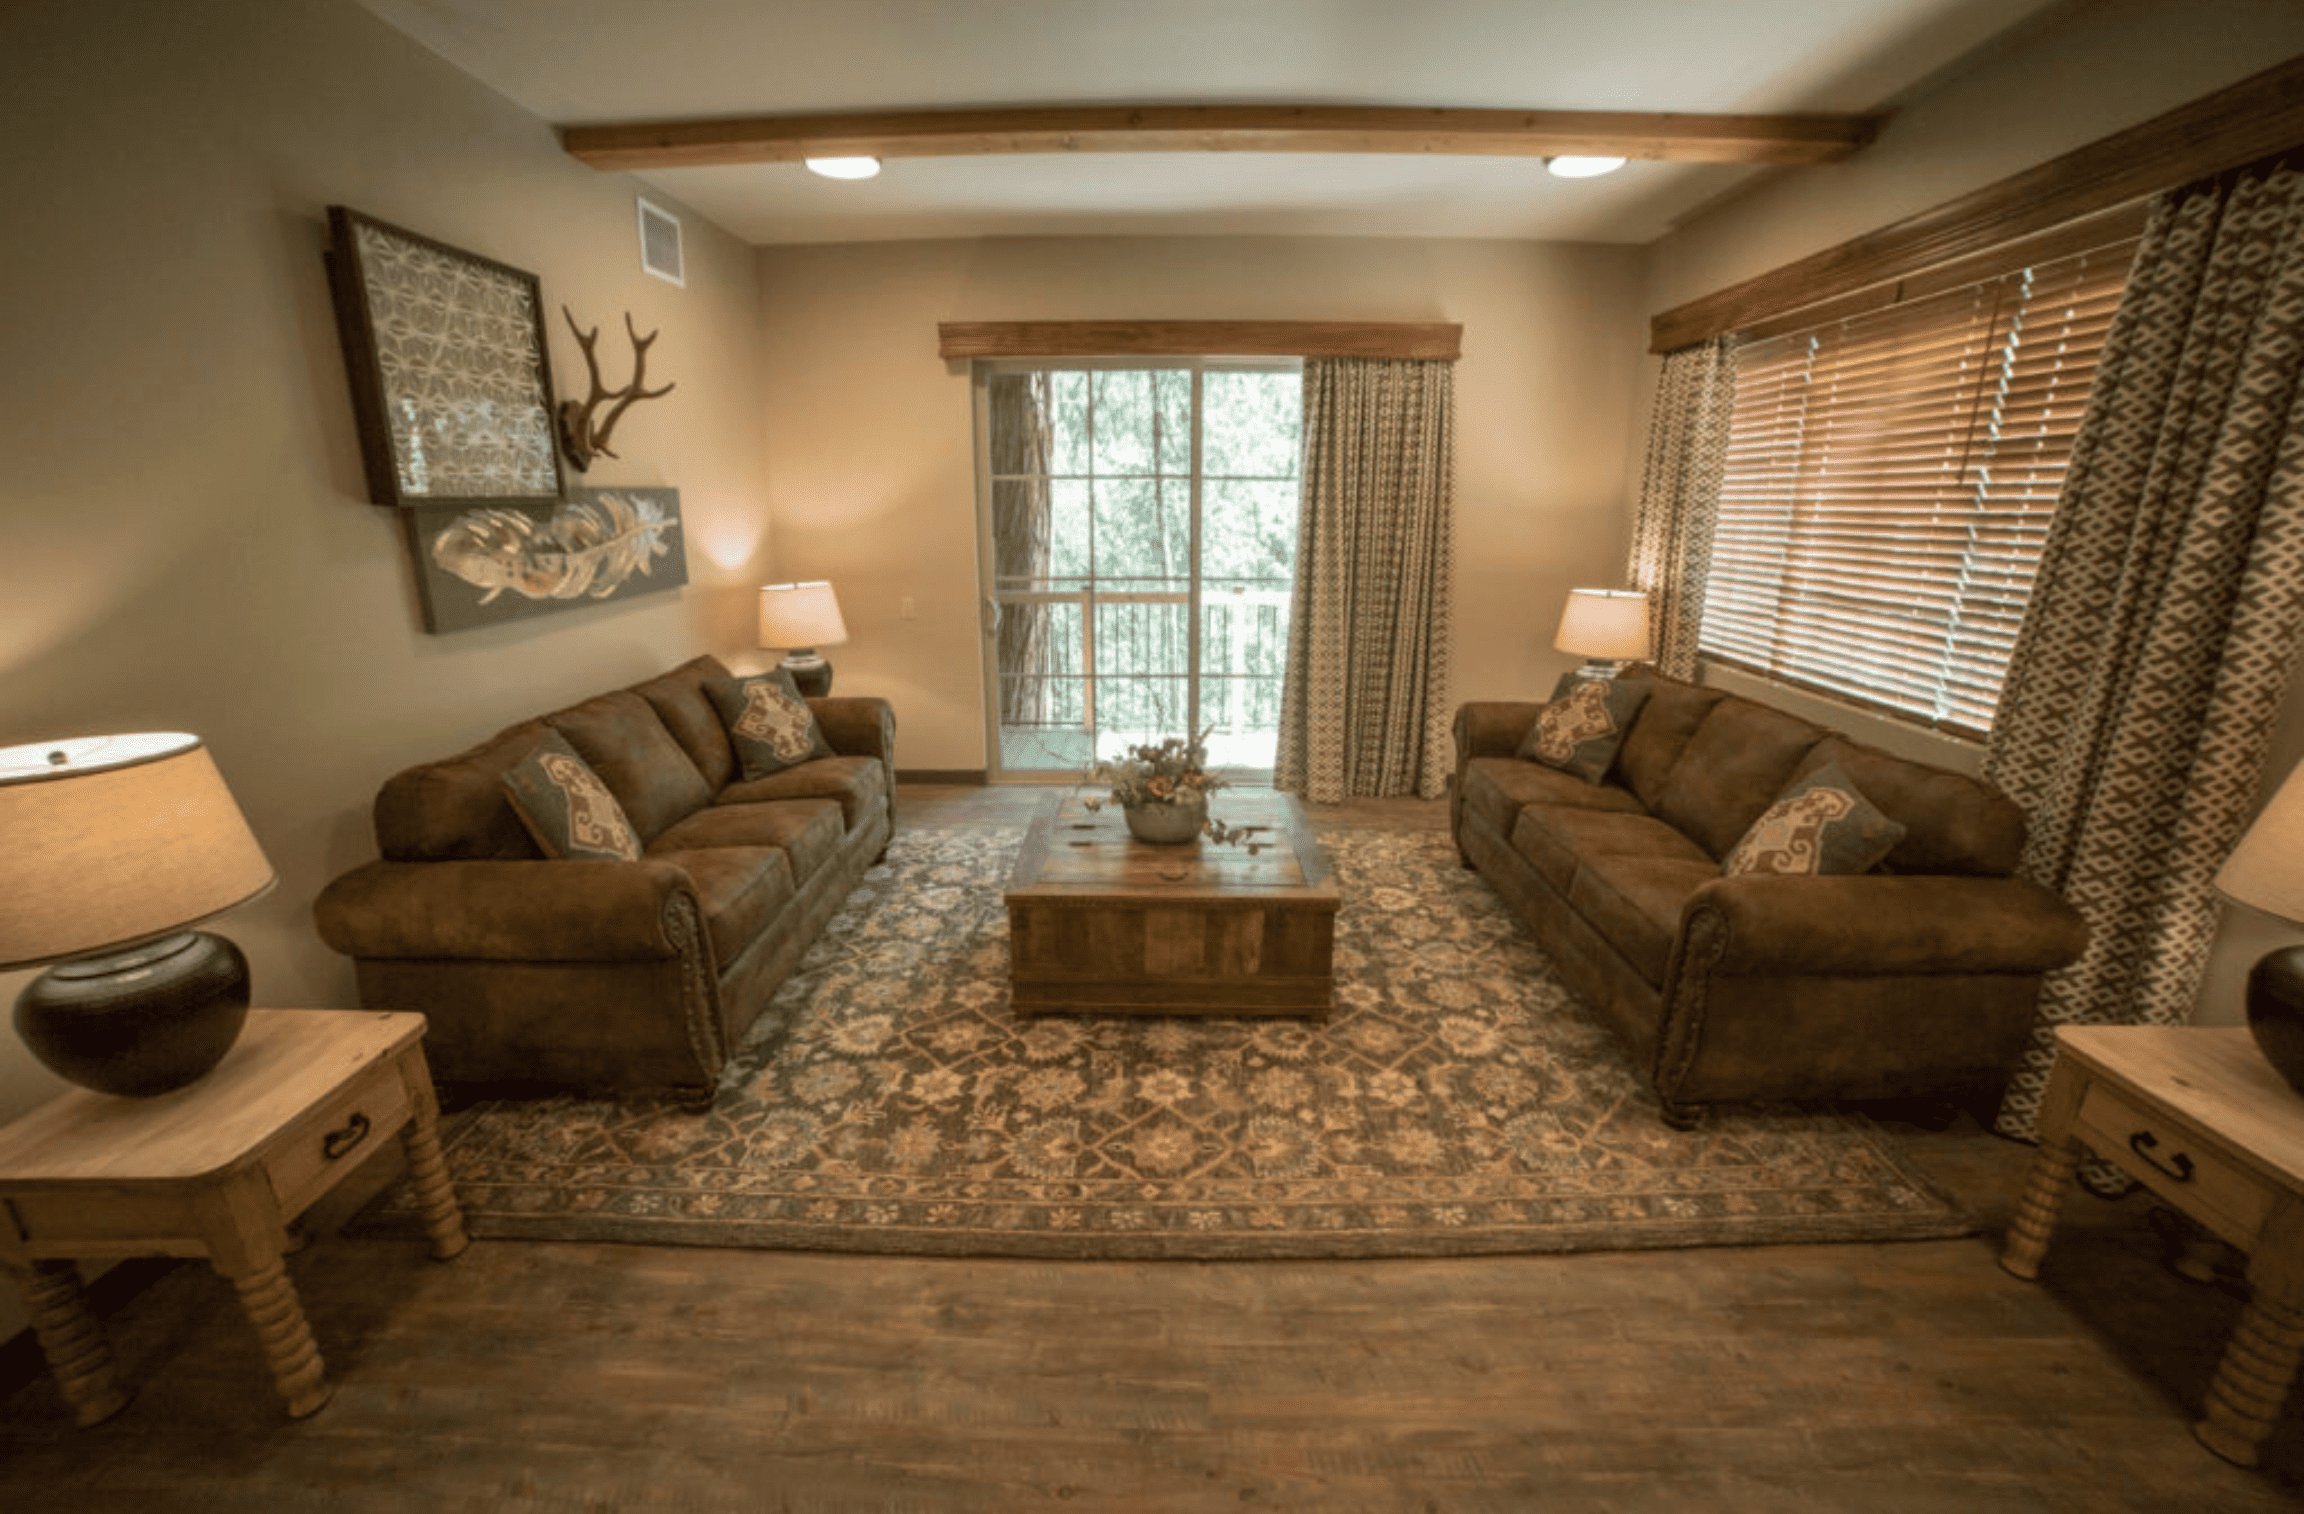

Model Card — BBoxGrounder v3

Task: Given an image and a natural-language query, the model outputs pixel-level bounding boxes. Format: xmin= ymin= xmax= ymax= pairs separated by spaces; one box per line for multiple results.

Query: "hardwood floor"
xmin=3 ymin=786 xmax=2299 ymax=1511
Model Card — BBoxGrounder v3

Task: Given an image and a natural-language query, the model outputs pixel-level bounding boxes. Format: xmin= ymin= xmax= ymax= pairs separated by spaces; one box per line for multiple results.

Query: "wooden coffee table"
xmin=1005 ymin=789 xmax=1339 ymax=1018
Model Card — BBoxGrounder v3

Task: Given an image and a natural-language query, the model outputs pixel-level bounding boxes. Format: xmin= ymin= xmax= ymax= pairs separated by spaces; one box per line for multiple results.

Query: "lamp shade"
xmin=2216 ymin=759 xmax=2304 ymax=926
xmin=0 ymin=734 xmax=277 ymax=971
xmin=1553 ymin=588 xmax=1652 ymax=661
xmin=757 ymin=580 xmax=849 ymax=651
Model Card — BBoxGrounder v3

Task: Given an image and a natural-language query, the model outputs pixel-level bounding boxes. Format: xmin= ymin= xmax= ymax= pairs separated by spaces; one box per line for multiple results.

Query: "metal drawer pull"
xmin=2128 ymin=1129 xmax=2195 ymax=1183
xmin=322 ymin=1112 xmax=372 ymax=1161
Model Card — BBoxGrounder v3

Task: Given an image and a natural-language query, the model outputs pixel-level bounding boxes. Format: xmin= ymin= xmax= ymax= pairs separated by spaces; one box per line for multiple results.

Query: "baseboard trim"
xmin=898 ymin=769 xmax=988 ymax=785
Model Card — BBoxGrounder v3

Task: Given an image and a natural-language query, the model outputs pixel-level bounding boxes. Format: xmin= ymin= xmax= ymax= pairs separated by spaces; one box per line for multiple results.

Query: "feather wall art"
xmin=404 ymin=486 xmax=690 ymax=633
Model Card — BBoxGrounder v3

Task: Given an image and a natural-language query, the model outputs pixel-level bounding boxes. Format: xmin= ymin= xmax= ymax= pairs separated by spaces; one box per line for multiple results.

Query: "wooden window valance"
xmin=1649 ymin=54 xmax=2304 ymax=353
xmin=937 ymin=320 xmax=1461 ymax=362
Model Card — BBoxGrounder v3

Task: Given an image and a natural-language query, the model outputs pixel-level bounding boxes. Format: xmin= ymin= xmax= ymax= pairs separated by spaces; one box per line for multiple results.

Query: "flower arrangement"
xmin=1082 ymin=728 xmax=1263 ymax=849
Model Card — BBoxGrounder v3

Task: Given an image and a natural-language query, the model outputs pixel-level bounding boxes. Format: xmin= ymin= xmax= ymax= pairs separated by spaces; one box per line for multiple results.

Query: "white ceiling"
xmin=356 ymin=0 xmax=2067 ymax=245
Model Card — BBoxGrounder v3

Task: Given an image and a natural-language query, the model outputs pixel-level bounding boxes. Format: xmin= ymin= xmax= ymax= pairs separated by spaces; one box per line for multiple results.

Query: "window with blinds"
xmin=1700 ymin=241 xmax=2134 ymax=737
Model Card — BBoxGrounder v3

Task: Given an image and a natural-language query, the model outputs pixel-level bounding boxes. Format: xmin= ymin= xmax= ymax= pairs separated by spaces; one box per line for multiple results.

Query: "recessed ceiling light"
xmin=805 ymin=156 xmax=882 ymax=180
xmin=1546 ymin=155 xmax=1627 ymax=179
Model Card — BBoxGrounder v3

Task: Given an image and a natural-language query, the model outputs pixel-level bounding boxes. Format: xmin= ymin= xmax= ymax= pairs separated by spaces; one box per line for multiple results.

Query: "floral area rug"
xmin=364 ymin=824 xmax=1971 ymax=1259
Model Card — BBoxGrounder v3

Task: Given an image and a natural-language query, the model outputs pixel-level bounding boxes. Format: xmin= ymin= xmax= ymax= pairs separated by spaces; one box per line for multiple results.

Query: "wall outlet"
xmin=901 ymin=596 xmax=917 ymax=620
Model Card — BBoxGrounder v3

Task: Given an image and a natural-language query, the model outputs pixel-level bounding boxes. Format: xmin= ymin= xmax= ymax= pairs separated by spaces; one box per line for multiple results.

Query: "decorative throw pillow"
xmin=501 ymin=731 xmax=644 ymax=862
xmin=1519 ymin=675 xmax=1652 ymax=783
xmin=1722 ymin=762 xmax=1907 ymax=878
xmin=704 ymin=669 xmax=835 ymax=780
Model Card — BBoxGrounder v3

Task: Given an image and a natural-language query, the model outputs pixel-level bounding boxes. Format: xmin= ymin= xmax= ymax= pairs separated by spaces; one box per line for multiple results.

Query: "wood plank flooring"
xmin=3 ymin=786 xmax=2300 ymax=1511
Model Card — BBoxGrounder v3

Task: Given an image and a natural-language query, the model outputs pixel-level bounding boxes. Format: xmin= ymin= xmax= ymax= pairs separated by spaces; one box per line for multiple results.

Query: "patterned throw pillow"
xmin=1519 ymin=675 xmax=1652 ymax=783
xmin=1722 ymin=762 xmax=1907 ymax=877
xmin=704 ymin=669 xmax=835 ymax=780
xmin=501 ymin=731 xmax=644 ymax=861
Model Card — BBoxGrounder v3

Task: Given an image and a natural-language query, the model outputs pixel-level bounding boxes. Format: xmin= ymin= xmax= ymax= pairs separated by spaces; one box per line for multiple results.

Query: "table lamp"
xmin=0 ymin=733 xmax=276 ymax=1097
xmin=2212 ymin=757 xmax=2304 ymax=1095
xmin=1554 ymin=588 xmax=1652 ymax=681
xmin=758 ymin=580 xmax=849 ymax=698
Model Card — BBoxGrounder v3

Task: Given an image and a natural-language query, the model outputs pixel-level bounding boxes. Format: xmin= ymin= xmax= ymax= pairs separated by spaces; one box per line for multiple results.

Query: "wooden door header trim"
xmin=1650 ymin=55 xmax=2304 ymax=353
xmin=938 ymin=321 xmax=1463 ymax=362
xmin=564 ymin=104 xmax=1878 ymax=173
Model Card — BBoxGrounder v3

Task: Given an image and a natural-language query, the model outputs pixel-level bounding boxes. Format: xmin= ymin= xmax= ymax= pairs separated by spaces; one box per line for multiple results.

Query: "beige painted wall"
xmin=0 ymin=0 xmax=775 ymax=1136
xmin=757 ymin=236 xmax=1649 ymax=770
xmin=1640 ymin=0 xmax=2304 ymax=1028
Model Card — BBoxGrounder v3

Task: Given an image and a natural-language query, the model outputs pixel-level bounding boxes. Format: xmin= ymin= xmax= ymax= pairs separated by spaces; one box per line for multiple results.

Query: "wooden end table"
xmin=2001 ymin=1024 xmax=2304 ymax=1466
xmin=0 ymin=1009 xmax=468 ymax=1425
xmin=1005 ymin=789 xmax=1340 ymax=1018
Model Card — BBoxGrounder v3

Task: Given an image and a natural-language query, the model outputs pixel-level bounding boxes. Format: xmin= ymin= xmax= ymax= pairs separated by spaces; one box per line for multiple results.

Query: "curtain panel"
xmin=1623 ymin=338 xmax=1736 ymax=678
xmin=1275 ymin=358 xmax=1457 ymax=802
xmin=1985 ymin=160 xmax=2304 ymax=1143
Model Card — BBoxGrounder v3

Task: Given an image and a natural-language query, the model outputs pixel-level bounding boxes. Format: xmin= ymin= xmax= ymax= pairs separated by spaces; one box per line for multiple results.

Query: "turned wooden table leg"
xmin=396 ymin=1064 xmax=469 ymax=1262
xmin=2196 ymin=1288 xmax=2304 ymax=1465
xmin=2000 ymin=1137 xmax=2080 ymax=1281
xmin=222 ymin=1253 xmax=332 ymax=1418
xmin=7 ymin=1259 xmax=129 ymax=1426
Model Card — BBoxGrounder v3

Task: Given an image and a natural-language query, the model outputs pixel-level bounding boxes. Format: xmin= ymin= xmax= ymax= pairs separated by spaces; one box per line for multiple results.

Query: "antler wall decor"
xmin=557 ymin=308 xmax=675 ymax=472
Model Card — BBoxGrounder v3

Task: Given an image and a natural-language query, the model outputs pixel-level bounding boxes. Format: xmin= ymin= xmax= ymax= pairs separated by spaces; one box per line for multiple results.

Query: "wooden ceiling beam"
xmin=562 ymin=104 xmax=1879 ymax=173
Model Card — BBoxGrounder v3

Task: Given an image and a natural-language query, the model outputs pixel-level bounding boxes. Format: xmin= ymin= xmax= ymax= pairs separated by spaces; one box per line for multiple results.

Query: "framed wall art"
xmin=325 ymin=205 xmax=565 ymax=508
xmin=404 ymin=487 xmax=689 ymax=634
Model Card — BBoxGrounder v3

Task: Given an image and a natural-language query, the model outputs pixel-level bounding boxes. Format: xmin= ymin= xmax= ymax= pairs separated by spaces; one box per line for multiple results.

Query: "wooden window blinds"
xmin=1699 ymin=240 xmax=2135 ymax=738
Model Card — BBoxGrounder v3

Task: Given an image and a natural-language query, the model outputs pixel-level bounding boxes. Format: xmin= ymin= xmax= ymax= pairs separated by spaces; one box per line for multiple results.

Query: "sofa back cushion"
xmin=1650 ymin=696 xmax=1828 ymax=860
xmin=375 ymin=719 xmax=555 ymax=862
xmin=630 ymin=654 xmax=739 ymax=791
xmin=1798 ymin=737 xmax=2027 ymax=876
xmin=545 ymin=690 xmax=715 ymax=843
xmin=1614 ymin=666 xmax=1726 ymax=811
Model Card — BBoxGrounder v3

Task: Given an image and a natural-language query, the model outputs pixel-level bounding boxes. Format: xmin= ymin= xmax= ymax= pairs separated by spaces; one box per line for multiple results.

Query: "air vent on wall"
xmin=637 ymin=197 xmax=684 ymax=287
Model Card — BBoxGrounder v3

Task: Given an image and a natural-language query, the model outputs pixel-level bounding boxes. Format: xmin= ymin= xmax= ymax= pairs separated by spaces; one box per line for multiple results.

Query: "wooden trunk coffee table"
xmin=1005 ymin=789 xmax=1339 ymax=1018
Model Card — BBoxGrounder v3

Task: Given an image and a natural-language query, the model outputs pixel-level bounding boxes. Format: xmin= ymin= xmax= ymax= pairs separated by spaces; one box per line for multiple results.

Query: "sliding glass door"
xmin=975 ymin=359 xmax=1301 ymax=780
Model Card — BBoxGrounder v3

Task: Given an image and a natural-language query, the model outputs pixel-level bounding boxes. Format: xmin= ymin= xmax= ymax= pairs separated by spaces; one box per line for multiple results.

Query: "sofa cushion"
xmin=1615 ymin=667 xmax=1727 ymax=813
xmin=1520 ymin=676 xmax=1651 ymax=783
xmin=1567 ymin=851 xmax=1721 ymax=986
xmin=651 ymin=845 xmax=798 ymax=965
xmin=1798 ymin=738 xmax=2027 ymax=877
xmin=500 ymin=731 xmax=645 ymax=862
xmin=706 ymin=670 xmax=836 ymax=779
xmin=374 ymin=718 xmax=553 ymax=862
xmin=719 ymin=755 xmax=889 ymax=831
xmin=651 ymin=796 xmax=845 ymax=884
xmin=546 ymin=690 xmax=715 ymax=843
xmin=1722 ymin=762 xmax=1907 ymax=877
xmin=1510 ymin=804 xmax=1715 ymax=895
xmin=630 ymin=654 xmax=739 ymax=791
xmin=1459 ymin=756 xmax=1646 ymax=844
xmin=1651 ymin=697 xmax=1829 ymax=860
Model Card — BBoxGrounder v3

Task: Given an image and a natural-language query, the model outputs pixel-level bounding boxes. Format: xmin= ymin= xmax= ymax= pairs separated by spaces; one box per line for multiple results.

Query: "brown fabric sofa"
xmin=314 ymin=654 xmax=895 ymax=1096
xmin=1451 ymin=665 xmax=2087 ymax=1125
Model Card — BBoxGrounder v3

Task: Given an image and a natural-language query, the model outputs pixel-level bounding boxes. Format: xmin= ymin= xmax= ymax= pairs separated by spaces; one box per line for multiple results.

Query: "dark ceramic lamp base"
xmin=14 ymin=930 xmax=251 ymax=1098
xmin=778 ymin=652 xmax=833 ymax=698
xmin=2246 ymin=943 xmax=2304 ymax=1097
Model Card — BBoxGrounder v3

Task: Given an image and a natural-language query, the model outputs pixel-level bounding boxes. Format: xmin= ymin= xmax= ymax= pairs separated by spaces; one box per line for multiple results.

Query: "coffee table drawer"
xmin=265 ymin=1060 xmax=411 ymax=1221
xmin=2073 ymin=1080 xmax=2269 ymax=1246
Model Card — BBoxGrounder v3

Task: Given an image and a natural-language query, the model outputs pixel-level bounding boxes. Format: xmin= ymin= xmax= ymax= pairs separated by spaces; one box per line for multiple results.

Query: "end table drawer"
xmin=2073 ymin=1081 xmax=2269 ymax=1246
xmin=266 ymin=1062 xmax=411 ymax=1220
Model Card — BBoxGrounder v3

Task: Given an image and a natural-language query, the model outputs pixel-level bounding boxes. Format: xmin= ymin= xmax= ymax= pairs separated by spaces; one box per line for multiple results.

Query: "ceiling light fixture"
xmin=805 ymin=155 xmax=881 ymax=180
xmin=1545 ymin=155 xmax=1627 ymax=179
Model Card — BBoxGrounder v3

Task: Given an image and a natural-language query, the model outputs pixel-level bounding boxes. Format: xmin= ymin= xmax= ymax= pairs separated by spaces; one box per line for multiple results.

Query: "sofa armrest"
xmin=1453 ymin=702 xmax=1543 ymax=766
xmin=313 ymin=858 xmax=702 ymax=962
xmin=810 ymin=696 xmax=896 ymax=767
xmin=1672 ymin=874 xmax=2089 ymax=980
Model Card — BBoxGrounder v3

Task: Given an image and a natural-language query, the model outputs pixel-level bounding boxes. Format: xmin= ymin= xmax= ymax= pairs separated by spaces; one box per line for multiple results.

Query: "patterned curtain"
xmin=1275 ymin=358 xmax=1457 ymax=802
xmin=1623 ymin=337 xmax=1737 ymax=678
xmin=1986 ymin=160 xmax=2304 ymax=1143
